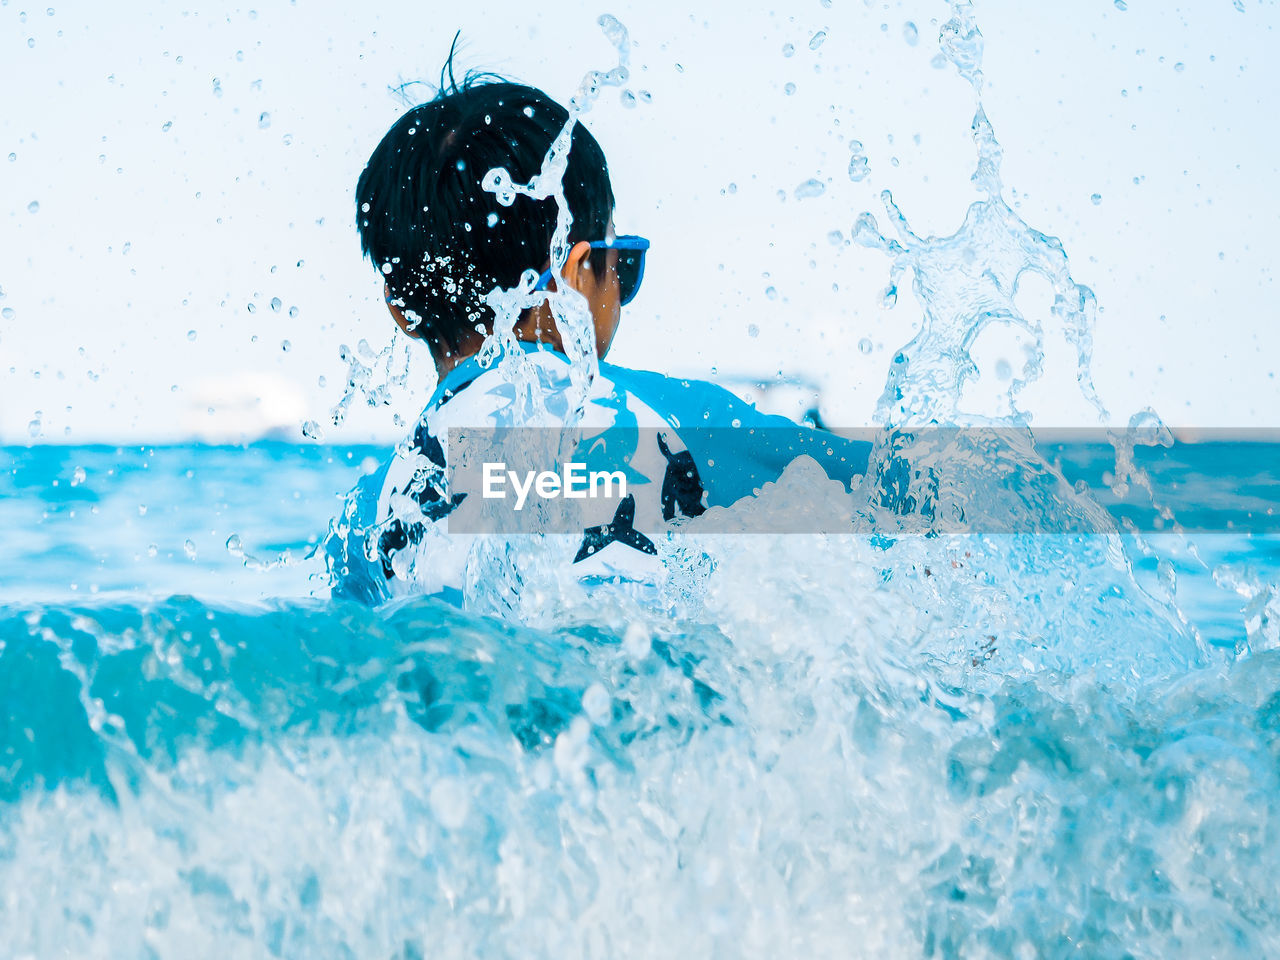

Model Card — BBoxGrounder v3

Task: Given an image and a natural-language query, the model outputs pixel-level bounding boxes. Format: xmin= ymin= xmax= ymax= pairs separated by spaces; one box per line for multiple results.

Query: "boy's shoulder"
xmin=422 ymin=346 xmax=763 ymax=432
xmin=600 ymin=360 xmax=764 ymax=430
xmin=428 ymin=349 xmax=873 ymax=515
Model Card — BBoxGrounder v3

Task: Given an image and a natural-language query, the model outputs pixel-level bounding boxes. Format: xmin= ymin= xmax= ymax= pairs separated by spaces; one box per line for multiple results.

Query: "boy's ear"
xmin=384 ymin=284 xmax=423 ymax=339
xmin=557 ymin=241 xmax=595 ymax=294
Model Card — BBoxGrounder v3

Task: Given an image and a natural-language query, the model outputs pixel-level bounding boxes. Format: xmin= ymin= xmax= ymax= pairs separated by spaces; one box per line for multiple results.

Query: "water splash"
xmin=325 ymin=335 xmax=414 ymax=432
xmin=830 ymin=3 xmax=1218 ymax=683
xmin=478 ymin=14 xmax=633 ymax=427
xmin=855 ymin=6 xmax=1106 ymax=429
xmin=1 ymin=525 xmax=1274 ymax=955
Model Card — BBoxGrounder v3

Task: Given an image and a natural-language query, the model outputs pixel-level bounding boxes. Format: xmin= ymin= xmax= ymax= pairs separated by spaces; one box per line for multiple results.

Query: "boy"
xmin=327 ymin=70 xmax=871 ymax=606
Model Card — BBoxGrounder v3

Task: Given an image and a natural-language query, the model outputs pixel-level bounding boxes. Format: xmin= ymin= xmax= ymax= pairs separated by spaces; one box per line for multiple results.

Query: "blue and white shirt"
xmin=325 ymin=343 xmax=871 ymax=605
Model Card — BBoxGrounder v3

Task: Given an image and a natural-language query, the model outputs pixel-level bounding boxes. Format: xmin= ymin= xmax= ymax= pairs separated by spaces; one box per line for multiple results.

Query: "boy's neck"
xmin=430 ymin=316 xmax=571 ymax=379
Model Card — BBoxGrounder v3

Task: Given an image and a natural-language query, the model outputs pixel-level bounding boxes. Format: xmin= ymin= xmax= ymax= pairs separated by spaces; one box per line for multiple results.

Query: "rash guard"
xmin=325 ymin=343 xmax=871 ymax=605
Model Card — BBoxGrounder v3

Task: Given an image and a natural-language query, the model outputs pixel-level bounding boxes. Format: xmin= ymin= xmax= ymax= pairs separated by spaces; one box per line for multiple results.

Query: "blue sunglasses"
xmin=534 ymin=235 xmax=650 ymax=306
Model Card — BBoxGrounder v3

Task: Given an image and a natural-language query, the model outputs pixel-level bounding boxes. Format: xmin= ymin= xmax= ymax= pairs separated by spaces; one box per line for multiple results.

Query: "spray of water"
xmin=855 ymin=1 xmax=1106 ymax=429
xmin=478 ymin=14 xmax=632 ymax=426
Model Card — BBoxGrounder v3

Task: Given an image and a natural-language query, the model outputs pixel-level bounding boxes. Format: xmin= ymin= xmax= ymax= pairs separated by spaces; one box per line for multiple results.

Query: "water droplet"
xmin=881 ymin=284 xmax=898 ymax=308
xmin=247 ymin=302 xmax=257 ymax=313
xmin=281 ymin=339 xmax=292 ymax=352
xmin=1 ymin=308 xmax=15 ymax=320
xmin=27 ymin=417 xmax=41 ymax=437
xmin=827 ymin=230 xmax=845 ymax=246
xmin=258 ymin=111 xmax=271 ymax=129
xmin=794 ymin=178 xmax=826 ymax=200
xmin=1234 ymin=0 xmax=1245 ymax=10
xmin=27 ymin=37 xmax=35 ymax=48
xmin=187 ymin=329 xmax=197 ymax=340
xmin=847 ymin=141 xmax=870 ymax=182
xmin=747 ymin=323 xmax=759 ymax=338
xmin=317 ymin=375 xmax=327 ymax=387
xmin=138 ymin=504 xmax=148 ymax=516
xmin=183 ymin=539 xmax=197 ymax=560
xmin=903 ymin=21 xmax=919 ymax=45
xmin=225 ymin=534 xmax=243 ymax=554
xmin=784 ymin=82 xmax=797 ymax=96
xmin=270 ymin=296 xmax=282 ymax=312
xmin=1114 ymin=0 xmax=1127 ymax=8
xmin=361 ymin=202 xmax=370 ymax=213
xmin=782 ymin=43 xmax=795 ymax=58
xmin=765 ymin=286 xmax=778 ymax=300
xmin=27 ymin=200 xmax=39 ymax=214
xmin=1091 ymin=193 xmax=1102 ymax=205
xmin=288 ymin=305 xmax=299 ymax=318
xmin=858 ymin=337 xmax=873 ymax=355
xmin=212 ymin=78 xmax=223 ymax=97
xmin=620 ymin=89 xmax=637 ymax=108
xmin=161 ymin=120 xmax=173 ymax=132
xmin=1174 ymin=61 xmax=1185 ymax=72
xmin=6 ymin=152 xmax=15 ymax=162
xmin=486 ymin=212 xmax=499 ymax=227
xmin=147 ymin=543 xmax=158 ymax=558
xmin=809 ymin=30 xmax=827 ymax=50
xmin=995 ymin=358 xmax=1013 ymax=380
xmin=71 ymin=466 xmax=86 ymax=486
xmin=301 ymin=419 xmax=324 ymax=441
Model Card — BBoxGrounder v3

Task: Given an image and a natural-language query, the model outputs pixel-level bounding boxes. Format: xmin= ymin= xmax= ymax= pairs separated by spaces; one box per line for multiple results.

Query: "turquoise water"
xmin=3 ymin=442 xmax=1280 ymax=956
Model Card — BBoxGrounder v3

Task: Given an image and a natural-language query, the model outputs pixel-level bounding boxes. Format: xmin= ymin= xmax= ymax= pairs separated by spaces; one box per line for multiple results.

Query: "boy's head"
xmin=356 ymin=67 xmax=621 ymax=367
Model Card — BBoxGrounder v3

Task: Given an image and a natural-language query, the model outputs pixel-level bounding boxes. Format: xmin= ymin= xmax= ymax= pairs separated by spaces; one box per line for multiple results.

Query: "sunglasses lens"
xmin=616 ymin=249 xmax=645 ymax=306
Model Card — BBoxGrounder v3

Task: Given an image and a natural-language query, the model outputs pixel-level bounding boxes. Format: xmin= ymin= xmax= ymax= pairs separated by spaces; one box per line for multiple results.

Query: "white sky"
xmin=2 ymin=0 xmax=1277 ymax=442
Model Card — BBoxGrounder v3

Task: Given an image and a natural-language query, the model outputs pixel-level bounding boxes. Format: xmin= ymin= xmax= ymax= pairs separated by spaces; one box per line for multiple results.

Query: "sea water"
xmin=2 ymin=443 xmax=1279 ymax=958
xmin=5 ymin=5 xmax=1280 ymax=959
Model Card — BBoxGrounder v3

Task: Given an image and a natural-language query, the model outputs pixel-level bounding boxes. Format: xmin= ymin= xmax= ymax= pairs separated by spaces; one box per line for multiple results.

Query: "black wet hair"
xmin=355 ymin=44 xmax=616 ymax=352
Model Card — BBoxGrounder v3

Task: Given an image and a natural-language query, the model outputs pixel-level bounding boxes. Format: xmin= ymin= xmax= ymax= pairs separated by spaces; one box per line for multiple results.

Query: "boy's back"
xmin=327 ymin=343 xmax=870 ymax=605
